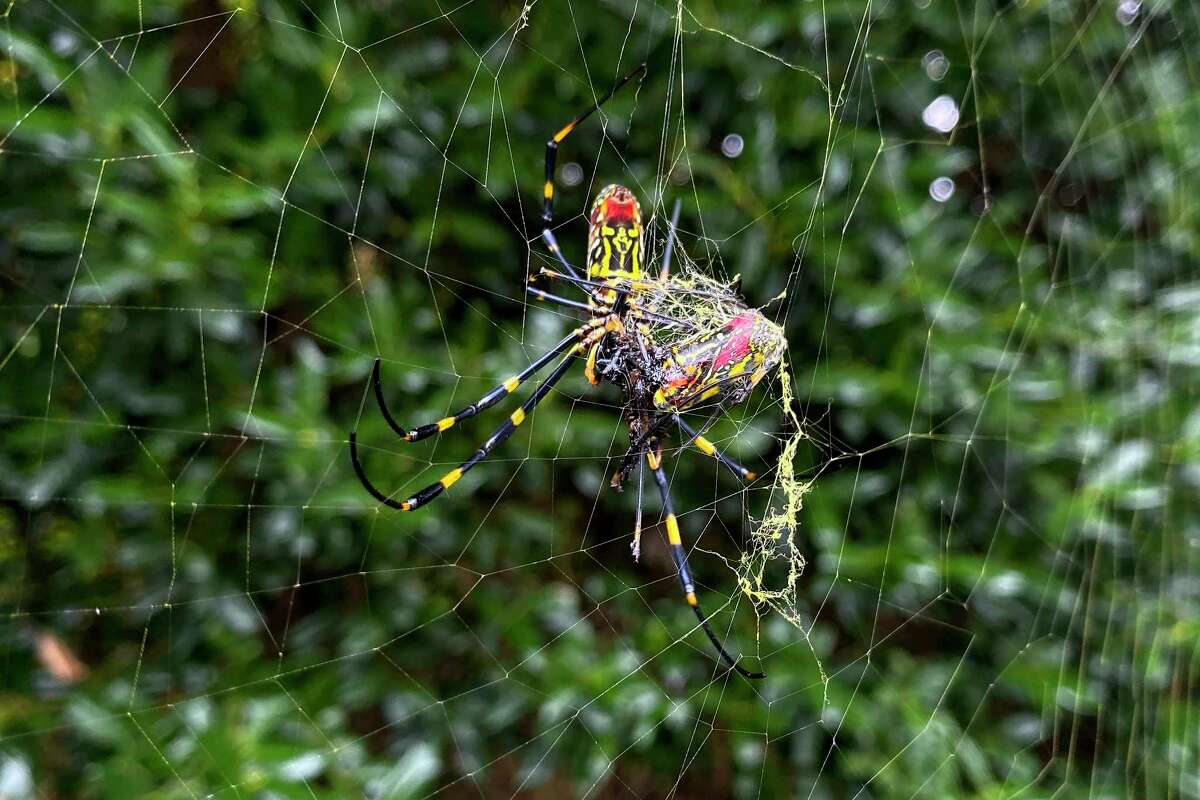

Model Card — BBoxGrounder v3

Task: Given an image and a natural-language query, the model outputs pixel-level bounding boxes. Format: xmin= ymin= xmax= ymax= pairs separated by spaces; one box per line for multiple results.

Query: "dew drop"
xmin=922 ymin=50 xmax=949 ymax=81
xmin=929 ymin=176 xmax=955 ymax=203
xmin=922 ymin=95 xmax=960 ymax=134
xmin=1116 ymin=0 xmax=1140 ymax=26
xmin=561 ymin=162 xmax=584 ymax=187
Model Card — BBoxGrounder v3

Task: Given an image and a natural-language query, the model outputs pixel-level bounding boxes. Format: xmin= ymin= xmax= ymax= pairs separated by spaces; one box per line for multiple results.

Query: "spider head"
xmin=587 ymin=184 xmax=643 ymax=281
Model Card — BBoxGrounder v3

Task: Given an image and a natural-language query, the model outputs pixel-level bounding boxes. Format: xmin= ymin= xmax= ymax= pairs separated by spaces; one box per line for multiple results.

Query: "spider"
xmin=350 ymin=64 xmax=785 ymax=680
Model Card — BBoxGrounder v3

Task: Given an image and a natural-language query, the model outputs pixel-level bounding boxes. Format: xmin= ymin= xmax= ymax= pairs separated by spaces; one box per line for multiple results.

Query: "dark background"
xmin=1 ymin=1 xmax=1197 ymax=797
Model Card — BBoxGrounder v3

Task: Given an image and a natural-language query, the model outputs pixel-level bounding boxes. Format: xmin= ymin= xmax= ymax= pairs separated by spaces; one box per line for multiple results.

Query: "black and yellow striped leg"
xmin=674 ymin=415 xmax=757 ymax=481
xmin=535 ymin=268 xmax=631 ymax=294
xmin=541 ymin=63 xmax=647 ymax=226
xmin=369 ymin=331 xmax=581 ymax=443
xmin=536 ymin=269 xmax=732 ymax=314
xmin=351 ymin=345 xmax=583 ymax=512
xmin=349 ymin=435 xmax=409 ymax=509
xmin=647 ymin=448 xmax=765 ymax=680
xmin=535 ymin=269 xmax=699 ymax=333
xmin=526 ymin=285 xmax=592 ymax=314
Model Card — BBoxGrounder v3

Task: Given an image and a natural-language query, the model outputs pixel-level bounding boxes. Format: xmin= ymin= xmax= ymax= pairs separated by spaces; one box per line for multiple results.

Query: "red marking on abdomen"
xmin=592 ymin=197 xmax=637 ymax=225
xmin=712 ymin=313 xmax=755 ymax=370
xmin=607 ymin=198 xmax=637 ymax=223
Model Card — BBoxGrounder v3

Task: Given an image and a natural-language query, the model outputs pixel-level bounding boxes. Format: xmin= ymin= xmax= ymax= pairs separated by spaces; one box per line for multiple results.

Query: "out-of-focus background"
xmin=1 ymin=1 xmax=1197 ymax=797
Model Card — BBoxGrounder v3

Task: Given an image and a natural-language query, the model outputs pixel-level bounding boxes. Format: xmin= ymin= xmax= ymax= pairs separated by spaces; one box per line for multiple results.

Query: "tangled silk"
xmin=740 ymin=367 xmax=811 ymax=628
xmin=640 ymin=261 xmax=813 ymax=634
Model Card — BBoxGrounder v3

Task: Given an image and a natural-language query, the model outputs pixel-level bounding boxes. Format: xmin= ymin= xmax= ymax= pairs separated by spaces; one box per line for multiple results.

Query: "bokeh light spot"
xmin=922 ymin=95 xmax=960 ymax=133
xmin=929 ymin=176 xmax=955 ymax=203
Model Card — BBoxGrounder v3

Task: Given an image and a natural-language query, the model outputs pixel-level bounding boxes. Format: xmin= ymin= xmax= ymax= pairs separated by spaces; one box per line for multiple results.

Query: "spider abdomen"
xmin=652 ymin=310 xmax=786 ymax=411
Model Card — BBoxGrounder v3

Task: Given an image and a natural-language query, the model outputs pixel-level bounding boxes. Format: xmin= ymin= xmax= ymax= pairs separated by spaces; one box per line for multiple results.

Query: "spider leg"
xmin=366 ymin=330 xmax=584 ymax=443
xmin=674 ymin=415 xmax=757 ymax=481
xmin=539 ymin=64 xmax=646 ymax=284
xmin=536 ymin=269 xmax=699 ymax=332
xmin=646 ymin=446 xmax=764 ymax=679
xmin=539 ymin=228 xmax=583 ymax=283
xmin=610 ymin=413 xmax=676 ymax=488
xmin=541 ymin=63 xmax=646 ymax=229
xmin=536 ymin=268 xmax=646 ymax=293
xmin=659 ymin=198 xmax=682 ymax=281
xmin=526 ymin=286 xmax=592 ymax=314
xmin=351 ymin=329 xmax=601 ymax=511
xmin=613 ymin=369 xmax=772 ymax=486
xmin=535 ymin=268 xmax=720 ymax=320
xmin=631 ymin=460 xmax=645 ymax=561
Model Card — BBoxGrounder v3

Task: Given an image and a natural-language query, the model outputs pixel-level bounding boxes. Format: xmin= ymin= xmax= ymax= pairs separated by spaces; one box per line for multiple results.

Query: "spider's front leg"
xmin=366 ymin=330 xmax=583 ymax=443
xmin=350 ymin=345 xmax=583 ymax=511
xmin=538 ymin=63 xmax=646 ymax=286
xmin=351 ymin=317 xmax=620 ymax=511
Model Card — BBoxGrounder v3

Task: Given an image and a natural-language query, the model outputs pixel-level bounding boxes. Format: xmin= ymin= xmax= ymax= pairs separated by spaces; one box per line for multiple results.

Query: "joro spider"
xmin=350 ymin=64 xmax=785 ymax=680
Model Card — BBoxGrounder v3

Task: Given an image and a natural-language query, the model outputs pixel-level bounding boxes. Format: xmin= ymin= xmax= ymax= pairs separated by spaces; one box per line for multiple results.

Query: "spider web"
xmin=1 ymin=0 xmax=1196 ymax=797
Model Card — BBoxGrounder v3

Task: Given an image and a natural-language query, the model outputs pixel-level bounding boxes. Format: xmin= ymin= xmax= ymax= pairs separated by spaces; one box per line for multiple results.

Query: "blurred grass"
xmin=1 ymin=1 xmax=1198 ymax=798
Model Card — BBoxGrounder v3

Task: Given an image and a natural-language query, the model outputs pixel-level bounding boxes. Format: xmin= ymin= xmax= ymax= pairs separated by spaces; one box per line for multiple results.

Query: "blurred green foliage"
xmin=1 ymin=1 xmax=1198 ymax=797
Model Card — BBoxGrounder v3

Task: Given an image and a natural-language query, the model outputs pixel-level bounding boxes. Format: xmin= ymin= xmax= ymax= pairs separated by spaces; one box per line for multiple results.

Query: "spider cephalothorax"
xmin=350 ymin=65 xmax=784 ymax=680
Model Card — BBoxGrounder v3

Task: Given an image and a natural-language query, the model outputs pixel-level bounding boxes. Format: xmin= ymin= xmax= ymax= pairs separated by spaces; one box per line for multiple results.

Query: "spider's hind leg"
xmin=351 ymin=338 xmax=589 ymax=512
xmin=675 ymin=414 xmax=757 ymax=481
xmin=646 ymin=445 xmax=764 ymax=680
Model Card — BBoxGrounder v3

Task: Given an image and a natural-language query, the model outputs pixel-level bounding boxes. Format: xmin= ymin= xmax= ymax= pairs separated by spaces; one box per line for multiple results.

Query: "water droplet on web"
xmin=561 ymin=162 xmax=584 ymax=187
xmin=922 ymin=95 xmax=959 ymax=133
xmin=51 ymin=31 xmax=78 ymax=56
xmin=922 ymin=50 xmax=949 ymax=81
xmin=1116 ymin=0 xmax=1141 ymax=26
xmin=721 ymin=133 xmax=745 ymax=158
xmin=929 ymin=176 xmax=955 ymax=203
